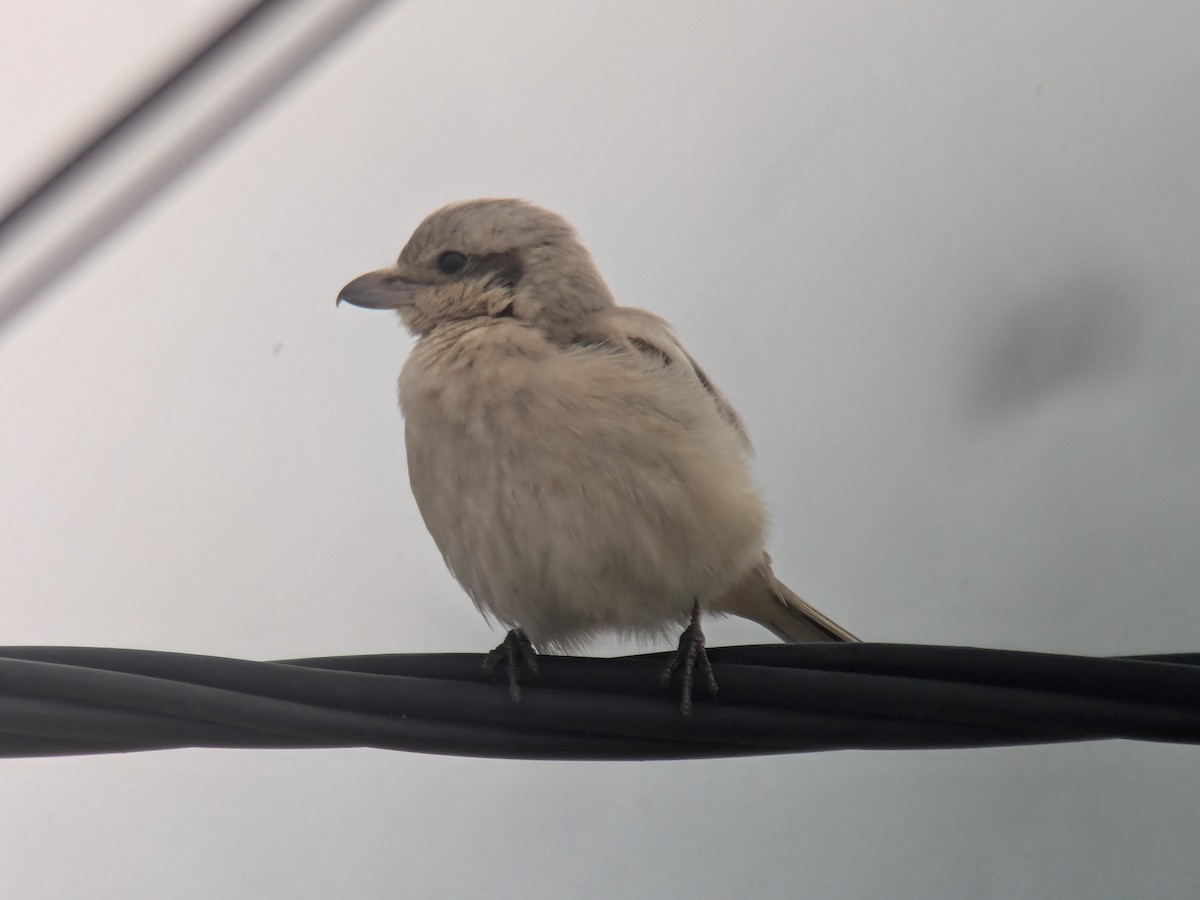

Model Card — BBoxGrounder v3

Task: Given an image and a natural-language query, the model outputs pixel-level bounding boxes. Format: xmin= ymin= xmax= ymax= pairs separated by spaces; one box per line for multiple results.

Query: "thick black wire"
xmin=0 ymin=644 xmax=1197 ymax=761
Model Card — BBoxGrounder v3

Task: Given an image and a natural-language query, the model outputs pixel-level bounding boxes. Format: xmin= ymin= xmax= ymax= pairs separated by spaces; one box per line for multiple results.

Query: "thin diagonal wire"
xmin=0 ymin=0 xmax=396 ymax=333
xmin=0 ymin=0 xmax=292 ymax=247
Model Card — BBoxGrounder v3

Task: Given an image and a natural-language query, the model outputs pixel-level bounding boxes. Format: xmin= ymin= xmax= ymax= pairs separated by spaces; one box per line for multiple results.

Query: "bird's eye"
xmin=437 ymin=251 xmax=467 ymax=276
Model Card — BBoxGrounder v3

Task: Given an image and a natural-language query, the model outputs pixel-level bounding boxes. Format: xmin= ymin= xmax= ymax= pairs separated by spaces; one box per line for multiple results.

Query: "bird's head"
xmin=337 ymin=199 xmax=614 ymax=337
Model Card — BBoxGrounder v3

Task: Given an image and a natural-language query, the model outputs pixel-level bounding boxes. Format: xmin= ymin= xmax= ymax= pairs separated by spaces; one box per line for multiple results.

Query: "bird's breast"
xmin=396 ymin=325 xmax=767 ymax=647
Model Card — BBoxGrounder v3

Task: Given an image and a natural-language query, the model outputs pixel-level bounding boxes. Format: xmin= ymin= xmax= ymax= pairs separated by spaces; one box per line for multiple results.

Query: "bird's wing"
xmin=574 ymin=307 xmax=752 ymax=450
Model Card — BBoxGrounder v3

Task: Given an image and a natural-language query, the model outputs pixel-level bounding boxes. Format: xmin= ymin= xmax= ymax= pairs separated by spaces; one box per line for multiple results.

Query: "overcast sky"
xmin=2 ymin=1 xmax=1199 ymax=897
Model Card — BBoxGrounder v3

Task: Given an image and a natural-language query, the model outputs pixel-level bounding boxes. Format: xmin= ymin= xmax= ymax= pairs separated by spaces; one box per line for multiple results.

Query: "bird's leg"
xmin=482 ymin=628 xmax=540 ymax=702
xmin=661 ymin=598 xmax=719 ymax=718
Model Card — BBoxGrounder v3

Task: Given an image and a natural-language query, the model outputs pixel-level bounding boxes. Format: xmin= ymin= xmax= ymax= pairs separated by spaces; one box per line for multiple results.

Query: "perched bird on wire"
xmin=338 ymin=199 xmax=858 ymax=715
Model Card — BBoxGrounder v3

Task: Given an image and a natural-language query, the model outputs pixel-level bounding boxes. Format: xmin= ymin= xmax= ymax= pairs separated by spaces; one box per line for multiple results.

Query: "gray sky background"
xmin=2 ymin=1 xmax=1199 ymax=897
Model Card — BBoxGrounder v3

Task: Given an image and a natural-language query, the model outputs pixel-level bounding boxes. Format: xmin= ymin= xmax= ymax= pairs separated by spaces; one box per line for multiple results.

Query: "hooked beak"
xmin=336 ymin=268 xmax=423 ymax=310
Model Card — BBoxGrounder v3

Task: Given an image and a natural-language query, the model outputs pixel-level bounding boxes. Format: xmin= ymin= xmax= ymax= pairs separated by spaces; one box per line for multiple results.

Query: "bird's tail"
xmin=712 ymin=555 xmax=859 ymax=643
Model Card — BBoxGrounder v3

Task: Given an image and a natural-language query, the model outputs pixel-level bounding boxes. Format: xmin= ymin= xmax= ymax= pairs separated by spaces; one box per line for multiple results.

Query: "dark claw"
xmin=482 ymin=628 xmax=539 ymax=702
xmin=661 ymin=599 xmax=719 ymax=718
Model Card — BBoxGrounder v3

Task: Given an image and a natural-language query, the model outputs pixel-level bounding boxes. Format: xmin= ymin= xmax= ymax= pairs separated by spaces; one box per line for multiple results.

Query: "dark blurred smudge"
xmin=966 ymin=277 xmax=1142 ymax=419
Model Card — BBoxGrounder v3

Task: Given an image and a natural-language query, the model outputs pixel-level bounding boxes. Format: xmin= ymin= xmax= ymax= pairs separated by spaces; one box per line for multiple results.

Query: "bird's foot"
xmin=660 ymin=599 xmax=719 ymax=718
xmin=482 ymin=628 xmax=540 ymax=702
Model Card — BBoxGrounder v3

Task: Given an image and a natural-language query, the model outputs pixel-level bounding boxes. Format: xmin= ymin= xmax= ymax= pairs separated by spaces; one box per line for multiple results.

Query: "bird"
xmin=338 ymin=199 xmax=858 ymax=714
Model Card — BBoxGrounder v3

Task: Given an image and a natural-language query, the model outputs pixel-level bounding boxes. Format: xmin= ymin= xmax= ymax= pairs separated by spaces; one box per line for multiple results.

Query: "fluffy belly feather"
xmin=399 ymin=327 xmax=765 ymax=649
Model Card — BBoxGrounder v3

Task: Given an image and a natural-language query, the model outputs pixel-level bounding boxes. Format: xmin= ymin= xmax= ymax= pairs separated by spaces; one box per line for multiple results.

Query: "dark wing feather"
xmin=572 ymin=308 xmax=751 ymax=450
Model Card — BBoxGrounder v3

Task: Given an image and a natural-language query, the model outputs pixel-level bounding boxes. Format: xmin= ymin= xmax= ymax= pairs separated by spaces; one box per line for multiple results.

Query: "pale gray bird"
xmin=338 ymin=199 xmax=858 ymax=712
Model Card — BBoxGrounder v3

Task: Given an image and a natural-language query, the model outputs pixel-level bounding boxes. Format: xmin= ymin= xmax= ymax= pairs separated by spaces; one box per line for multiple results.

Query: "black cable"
xmin=0 ymin=644 xmax=1197 ymax=761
